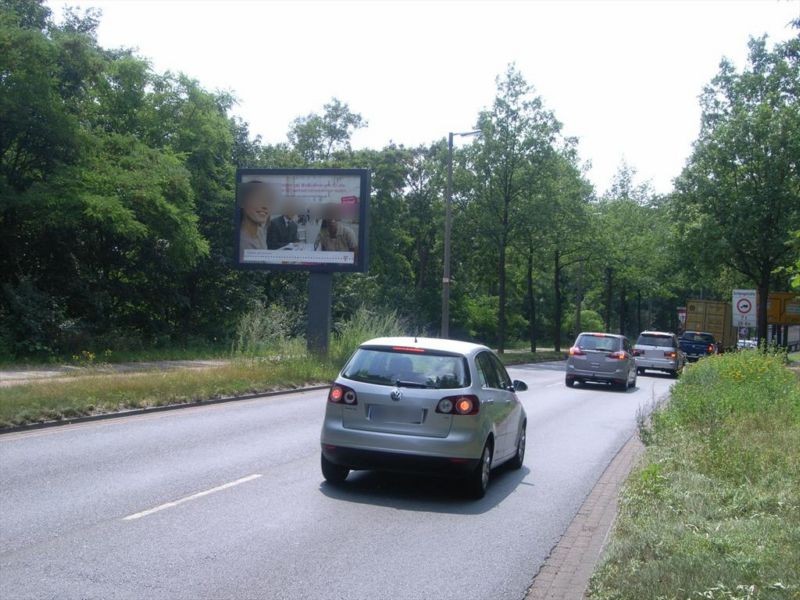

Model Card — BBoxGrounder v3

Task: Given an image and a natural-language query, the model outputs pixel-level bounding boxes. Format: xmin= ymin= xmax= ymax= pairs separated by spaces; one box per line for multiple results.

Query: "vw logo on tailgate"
xmin=390 ymin=388 xmax=403 ymax=402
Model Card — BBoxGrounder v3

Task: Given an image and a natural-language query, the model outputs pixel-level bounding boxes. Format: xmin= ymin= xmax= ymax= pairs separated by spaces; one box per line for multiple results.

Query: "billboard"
xmin=234 ymin=168 xmax=369 ymax=272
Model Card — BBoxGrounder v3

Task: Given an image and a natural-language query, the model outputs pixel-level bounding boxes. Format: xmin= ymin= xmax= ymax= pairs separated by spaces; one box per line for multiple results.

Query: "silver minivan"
xmin=320 ymin=337 xmax=528 ymax=498
xmin=565 ymin=332 xmax=637 ymax=390
xmin=633 ymin=331 xmax=684 ymax=377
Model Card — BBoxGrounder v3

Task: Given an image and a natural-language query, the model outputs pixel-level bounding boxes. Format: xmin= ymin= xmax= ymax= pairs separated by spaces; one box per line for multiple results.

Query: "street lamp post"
xmin=441 ymin=129 xmax=480 ymax=338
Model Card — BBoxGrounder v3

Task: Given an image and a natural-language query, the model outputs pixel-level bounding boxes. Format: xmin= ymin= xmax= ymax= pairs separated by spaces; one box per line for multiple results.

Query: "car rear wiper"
xmin=394 ymin=379 xmax=429 ymax=388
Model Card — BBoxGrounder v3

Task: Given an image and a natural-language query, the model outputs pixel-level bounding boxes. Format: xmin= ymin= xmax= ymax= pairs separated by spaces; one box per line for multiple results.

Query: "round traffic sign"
xmin=736 ymin=298 xmax=752 ymax=313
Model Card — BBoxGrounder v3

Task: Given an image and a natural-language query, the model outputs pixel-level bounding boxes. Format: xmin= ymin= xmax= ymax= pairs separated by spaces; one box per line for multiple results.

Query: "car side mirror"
xmin=512 ymin=380 xmax=528 ymax=392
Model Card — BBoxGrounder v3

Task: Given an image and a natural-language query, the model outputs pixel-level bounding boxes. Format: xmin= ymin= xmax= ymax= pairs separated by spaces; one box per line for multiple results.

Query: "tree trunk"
xmin=618 ymin=286 xmax=627 ymax=335
xmin=636 ymin=290 xmax=642 ymax=335
xmin=604 ymin=267 xmax=613 ymax=333
xmin=526 ymin=245 xmax=536 ymax=352
xmin=553 ymin=249 xmax=562 ymax=352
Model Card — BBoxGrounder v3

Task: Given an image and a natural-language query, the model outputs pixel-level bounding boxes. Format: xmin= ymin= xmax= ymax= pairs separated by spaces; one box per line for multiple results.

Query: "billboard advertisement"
xmin=235 ymin=168 xmax=370 ymax=272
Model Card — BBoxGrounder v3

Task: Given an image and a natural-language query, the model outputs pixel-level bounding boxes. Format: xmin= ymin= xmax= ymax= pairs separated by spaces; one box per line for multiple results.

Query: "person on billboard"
xmin=267 ymin=199 xmax=300 ymax=249
xmin=315 ymin=205 xmax=358 ymax=256
xmin=238 ymin=180 xmax=275 ymax=259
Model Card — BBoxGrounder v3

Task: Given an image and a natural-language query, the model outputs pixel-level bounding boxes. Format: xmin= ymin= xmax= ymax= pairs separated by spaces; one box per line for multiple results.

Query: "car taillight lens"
xmin=633 ymin=349 xmax=642 ymax=356
xmin=569 ymin=346 xmax=584 ymax=356
xmin=328 ymin=384 xmax=357 ymax=405
xmin=707 ymin=344 xmax=715 ymax=354
xmin=664 ymin=351 xmax=677 ymax=359
xmin=436 ymin=395 xmax=479 ymax=415
xmin=608 ymin=351 xmax=627 ymax=360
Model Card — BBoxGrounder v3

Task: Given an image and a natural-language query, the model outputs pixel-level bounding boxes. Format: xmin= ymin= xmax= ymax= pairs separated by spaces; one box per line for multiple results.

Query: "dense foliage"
xmin=1 ymin=1 xmax=798 ymax=359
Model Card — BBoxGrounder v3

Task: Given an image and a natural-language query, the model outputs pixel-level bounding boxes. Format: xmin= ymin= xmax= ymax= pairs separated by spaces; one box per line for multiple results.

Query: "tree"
xmin=287 ymin=98 xmax=366 ymax=164
xmin=468 ymin=65 xmax=561 ymax=352
xmin=674 ymin=31 xmax=800 ymax=343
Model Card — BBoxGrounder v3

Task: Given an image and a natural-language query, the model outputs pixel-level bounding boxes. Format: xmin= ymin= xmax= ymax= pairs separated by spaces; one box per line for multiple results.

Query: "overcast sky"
xmin=48 ymin=0 xmax=799 ymax=195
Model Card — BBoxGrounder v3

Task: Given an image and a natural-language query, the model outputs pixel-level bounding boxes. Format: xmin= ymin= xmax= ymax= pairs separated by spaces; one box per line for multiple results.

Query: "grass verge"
xmin=588 ymin=350 xmax=800 ymax=599
xmin=0 ymin=357 xmax=337 ymax=429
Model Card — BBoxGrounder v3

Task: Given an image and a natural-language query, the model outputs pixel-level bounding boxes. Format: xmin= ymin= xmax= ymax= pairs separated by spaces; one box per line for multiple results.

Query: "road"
xmin=0 ymin=362 xmax=673 ymax=600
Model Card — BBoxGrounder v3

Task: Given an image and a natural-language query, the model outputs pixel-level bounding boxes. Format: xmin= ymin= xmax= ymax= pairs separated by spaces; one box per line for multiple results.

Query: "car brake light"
xmin=664 ymin=351 xmax=676 ymax=359
xmin=633 ymin=349 xmax=642 ymax=356
xmin=436 ymin=395 xmax=479 ymax=415
xmin=569 ymin=346 xmax=584 ymax=356
xmin=328 ymin=384 xmax=357 ymax=405
xmin=707 ymin=344 xmax=715 ymax=354
xmin=608 ymin=351 xmax=627 ymax=360
xmin=391 ymin=346 xmax=425 ymax=353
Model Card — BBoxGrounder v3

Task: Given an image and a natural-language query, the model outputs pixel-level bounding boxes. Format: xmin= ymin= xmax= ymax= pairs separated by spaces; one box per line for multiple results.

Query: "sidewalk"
xmin=526 ymin=434 xmax=645 ymax=600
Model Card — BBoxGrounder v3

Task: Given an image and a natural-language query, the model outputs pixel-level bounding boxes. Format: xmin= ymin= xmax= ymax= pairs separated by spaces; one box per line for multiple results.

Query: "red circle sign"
xmin=737 ymin=298 xmax=752 ymax=313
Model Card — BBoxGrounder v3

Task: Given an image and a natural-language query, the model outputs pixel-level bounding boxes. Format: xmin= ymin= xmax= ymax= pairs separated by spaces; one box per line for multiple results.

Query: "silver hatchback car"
xmin=320 ymin=337 xmax=528 ymax=498
xmin=565 ymin=332 xmax=637 ymax=390
xmin=633 ymin=331 xmax=685 ymax=378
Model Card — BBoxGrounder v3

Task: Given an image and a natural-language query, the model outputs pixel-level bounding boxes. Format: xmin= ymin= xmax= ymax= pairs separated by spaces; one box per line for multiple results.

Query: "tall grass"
xmin=232 ymin=302 xmax=303 ymax=359
xmin=589 ymin=350 xmax=800 ymax=599
xmin=330 ymin=307 xmax=407 ymax=366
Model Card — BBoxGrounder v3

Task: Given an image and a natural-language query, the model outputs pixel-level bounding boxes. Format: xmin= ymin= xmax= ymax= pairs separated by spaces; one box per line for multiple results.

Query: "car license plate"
xmin=368 ymin=405 xmax=425 ymax=425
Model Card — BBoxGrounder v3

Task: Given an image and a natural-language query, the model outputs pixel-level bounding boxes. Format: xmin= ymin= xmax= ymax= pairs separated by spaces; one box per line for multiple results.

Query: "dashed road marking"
xmin=123 ymin=474 xmax=263 ymax=521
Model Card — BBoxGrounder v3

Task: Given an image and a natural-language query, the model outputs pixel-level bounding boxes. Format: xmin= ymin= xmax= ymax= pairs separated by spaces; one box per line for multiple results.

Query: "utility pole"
xmin=441 ymin=132 xmax=454 ymax=338
xmin=441 ymin=129 xmax=480 ymax=338
xmin=575 ymin=259 xmax=583 ymax=335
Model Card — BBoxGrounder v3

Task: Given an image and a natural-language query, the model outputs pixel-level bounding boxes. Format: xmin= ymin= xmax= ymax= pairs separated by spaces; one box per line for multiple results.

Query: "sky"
xmin=48 ymin=0 xmax=800 ymax=195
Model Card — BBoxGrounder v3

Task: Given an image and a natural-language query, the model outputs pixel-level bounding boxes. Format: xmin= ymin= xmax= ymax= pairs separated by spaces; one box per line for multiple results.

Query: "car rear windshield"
xmin=342 ymin=347 xmax=470 ymax=389
xmin=575 ymin=334 xmax=621 ymax=352
xmin=636 ymin=334 xmax=675 ymax=348
xmin=681 ymin=332 xmax=716 ymax=343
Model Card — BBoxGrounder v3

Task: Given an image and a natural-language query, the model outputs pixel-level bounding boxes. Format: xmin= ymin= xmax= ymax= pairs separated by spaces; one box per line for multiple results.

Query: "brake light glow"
xmin=664 ymin=351 xmax=677 ymax=359
xmin=328 ymin=384 xmax=357 ymax=405
xmin=608 ymin=351 xmax=627 ymax=360
xmin=391 ymin=346 xmax=425 ymax=353
xmin=436 ymin=395 xmax=479 ymax=415
xmin=707 ymin=344 xmax=715 ymax=354
xmin=569 ymin=346 xmax=584 ymax=356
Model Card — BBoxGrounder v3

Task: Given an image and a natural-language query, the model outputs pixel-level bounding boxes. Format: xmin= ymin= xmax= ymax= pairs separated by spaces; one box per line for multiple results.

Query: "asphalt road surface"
xmin=0 ymin=362 xmax=673 ymax=600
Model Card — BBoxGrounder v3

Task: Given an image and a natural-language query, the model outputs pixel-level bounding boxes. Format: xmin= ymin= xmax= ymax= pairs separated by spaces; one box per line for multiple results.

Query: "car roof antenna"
xmin=414 ymin=334 xmax=418 ymax=343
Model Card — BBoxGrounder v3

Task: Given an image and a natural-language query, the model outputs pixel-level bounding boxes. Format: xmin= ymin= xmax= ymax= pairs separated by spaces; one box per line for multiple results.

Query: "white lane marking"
xmin=546 ymin=382 xmax=563 ymax=387
xmin=123 ymin=474 xmax=262 ymax=521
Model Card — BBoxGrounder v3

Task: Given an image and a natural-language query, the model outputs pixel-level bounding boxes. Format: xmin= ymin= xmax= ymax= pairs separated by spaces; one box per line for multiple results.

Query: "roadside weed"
xmin=589 ymin=351 xmax=800 ymax=600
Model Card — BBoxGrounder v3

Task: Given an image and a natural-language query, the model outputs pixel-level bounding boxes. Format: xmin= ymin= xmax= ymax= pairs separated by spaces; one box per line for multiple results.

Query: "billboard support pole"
xmin=307 ymin=272 xmax=333 ymax=356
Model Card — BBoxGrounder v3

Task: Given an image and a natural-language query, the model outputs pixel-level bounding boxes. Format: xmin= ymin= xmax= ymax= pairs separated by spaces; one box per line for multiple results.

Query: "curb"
xmin=0 ymin=384 xmax=331 ymax=435
xmin=525 ymin=432 xmax=646 ymax=600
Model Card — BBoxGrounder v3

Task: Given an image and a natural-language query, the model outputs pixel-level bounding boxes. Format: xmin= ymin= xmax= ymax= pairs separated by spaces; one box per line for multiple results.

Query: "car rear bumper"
xmin=320 ymin=414 xmax=488 ymax=462
xmin=566 ymin=366 xmax=627 ymax=383
xmin=635 ymin=357 xmax=679 ymax=370
xmin=321 ymin=445 xmax=480 ymax=474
